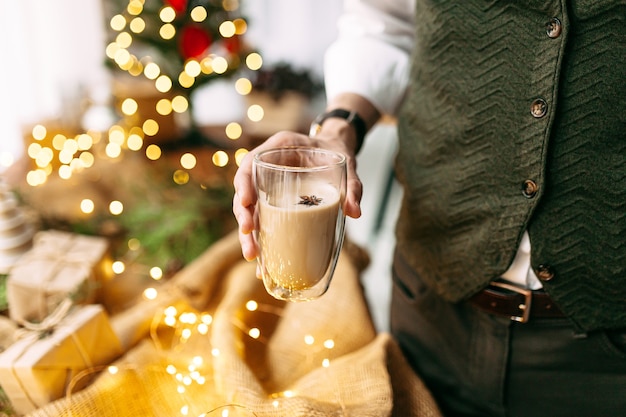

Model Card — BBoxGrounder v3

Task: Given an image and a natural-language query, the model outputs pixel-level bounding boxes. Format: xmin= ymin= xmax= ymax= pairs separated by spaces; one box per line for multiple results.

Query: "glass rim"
xmin=253 ymin=146 xmax=346 ymax=172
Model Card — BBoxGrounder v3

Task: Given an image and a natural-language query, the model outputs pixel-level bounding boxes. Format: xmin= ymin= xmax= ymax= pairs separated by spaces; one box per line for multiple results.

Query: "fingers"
xmin=234 ymin=202 xmax=257 ymax=261
xmin=238 ymin=229 xmax=258 ymax=262
xmin=233 ymin=151 xmax=255 ymax=210
xmin=233 ymin=131 xmax=311 ymax=208
xmin=233 ymin=131 xmax=309 ymax=261
xmin=233 ymin=184 xmax=257 ymax=261
xmin=344 ymin=148 xmax=363 ymax=219
xmin=345 ymin=176 xmax=363 ymax=219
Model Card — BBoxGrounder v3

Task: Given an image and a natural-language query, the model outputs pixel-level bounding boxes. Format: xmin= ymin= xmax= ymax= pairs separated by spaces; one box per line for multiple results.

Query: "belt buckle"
xmin=489 ymin=281 xmax=532 ymax=323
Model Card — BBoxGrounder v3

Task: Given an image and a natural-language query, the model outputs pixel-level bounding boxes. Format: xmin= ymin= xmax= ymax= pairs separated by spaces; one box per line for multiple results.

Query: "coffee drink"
xmin=258 ymin=181 xmax=340 ymax=293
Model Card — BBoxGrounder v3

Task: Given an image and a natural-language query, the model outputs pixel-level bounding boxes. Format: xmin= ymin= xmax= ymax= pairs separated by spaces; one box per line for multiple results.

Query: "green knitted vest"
xmin=395 ymin=0 xmax=626 ymax=331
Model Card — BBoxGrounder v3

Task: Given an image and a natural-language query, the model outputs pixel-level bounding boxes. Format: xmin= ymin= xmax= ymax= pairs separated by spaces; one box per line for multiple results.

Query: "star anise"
xmin=299 ymin=195 xmax=323 ymax=206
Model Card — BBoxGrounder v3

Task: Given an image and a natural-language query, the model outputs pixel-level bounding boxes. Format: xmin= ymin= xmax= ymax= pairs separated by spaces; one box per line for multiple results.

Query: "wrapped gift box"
xmin=0 ymin=304 xmax=123 ymax=415
xmin=7 ymin=230 xmax=110 ymax=324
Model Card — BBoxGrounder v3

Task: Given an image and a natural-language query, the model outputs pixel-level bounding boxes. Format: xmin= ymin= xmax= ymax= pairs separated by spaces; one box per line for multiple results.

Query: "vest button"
xmin=535 ymin=264 xmax=555 ymax=281
xmin=531 ymin=99 xmax=548 ymax=118
xmin=546 ymin=17 xmax=562 ymax=38
xmin=522 ymin=179 xmax=539 ymax=198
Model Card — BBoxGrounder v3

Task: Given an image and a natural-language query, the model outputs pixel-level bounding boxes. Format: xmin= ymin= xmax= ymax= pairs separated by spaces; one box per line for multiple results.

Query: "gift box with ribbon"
xmin=0 ymin=303 xmax=123 ymax=415
xmin=6 ymin=230 xmax=110 ymax=324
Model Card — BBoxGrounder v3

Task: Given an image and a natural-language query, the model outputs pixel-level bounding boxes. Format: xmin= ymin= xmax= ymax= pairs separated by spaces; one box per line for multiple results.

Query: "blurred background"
xmin=0 ymin=0 xmax=342 ymax=161
xmin=0 ymin=0 xmax=398 ymax=331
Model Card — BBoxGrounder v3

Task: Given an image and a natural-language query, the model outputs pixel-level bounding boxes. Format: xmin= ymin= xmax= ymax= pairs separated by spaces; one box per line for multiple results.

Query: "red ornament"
xmin=179 ymin=26 xmax=212 ymax=59
xmin=164 ymin=0 xmax=187 ymax=13
xmin=223 ymin=36 xmax=241 ymax=54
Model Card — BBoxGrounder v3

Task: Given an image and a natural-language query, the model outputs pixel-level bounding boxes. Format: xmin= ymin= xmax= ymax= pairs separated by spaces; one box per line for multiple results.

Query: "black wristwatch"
xmin=309 ymin=109 xmax=367 ymax=154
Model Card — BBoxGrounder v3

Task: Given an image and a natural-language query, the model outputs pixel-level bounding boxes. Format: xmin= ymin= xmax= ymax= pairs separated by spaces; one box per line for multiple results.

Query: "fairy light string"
xmin=62 ymin=294 xmax=345 ymax=416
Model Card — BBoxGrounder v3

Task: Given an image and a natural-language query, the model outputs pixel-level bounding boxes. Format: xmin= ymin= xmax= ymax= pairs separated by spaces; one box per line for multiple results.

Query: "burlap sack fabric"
xmin=26 ymin=231 xmax=441 ymax=417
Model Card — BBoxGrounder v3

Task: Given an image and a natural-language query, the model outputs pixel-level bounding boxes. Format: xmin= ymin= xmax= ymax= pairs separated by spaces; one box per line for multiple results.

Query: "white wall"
xmin=241 ymin=0 xmax=342 ymax=77
xmin=0 ymin=0 xmax=108 ymax=165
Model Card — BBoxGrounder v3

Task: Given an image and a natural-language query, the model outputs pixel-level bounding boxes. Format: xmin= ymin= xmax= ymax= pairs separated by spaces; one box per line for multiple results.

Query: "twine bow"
xmin=17 ymin=297 xmax=74 ymax=337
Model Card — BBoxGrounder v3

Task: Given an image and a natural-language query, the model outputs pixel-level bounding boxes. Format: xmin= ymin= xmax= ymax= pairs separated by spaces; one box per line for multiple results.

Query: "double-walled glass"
xmin=253 ymin=147 xmax=347 ymax=301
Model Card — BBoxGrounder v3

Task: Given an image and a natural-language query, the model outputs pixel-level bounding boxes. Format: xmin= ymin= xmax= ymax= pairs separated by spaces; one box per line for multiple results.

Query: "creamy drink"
xmin=258 ymin=182 xmax=341 ymax=294
xmin=253 ymin=147 xmax=346 ymax=301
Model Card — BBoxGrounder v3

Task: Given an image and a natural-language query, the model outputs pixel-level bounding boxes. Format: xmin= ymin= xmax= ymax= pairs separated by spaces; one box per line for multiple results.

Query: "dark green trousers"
xmin=390 ymin=251 xmax=626 ymax=417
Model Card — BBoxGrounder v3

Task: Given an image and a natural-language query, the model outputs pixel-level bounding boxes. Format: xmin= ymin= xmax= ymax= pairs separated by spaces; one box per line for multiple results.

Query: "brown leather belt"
xmin=469 ymin=281 xmax=565 ymax=323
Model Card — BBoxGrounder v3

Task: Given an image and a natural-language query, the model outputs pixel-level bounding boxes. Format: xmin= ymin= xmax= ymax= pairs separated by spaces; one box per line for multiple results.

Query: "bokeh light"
xmin=246 ymin=53 xmax=263 ymax=70
xmin=146 ymin=144 xmax=162 ymax=160
xmin=80 ymin=199 xmax=95 ymax=214
xmin=212 ymin=151 xmax=229 ymax=167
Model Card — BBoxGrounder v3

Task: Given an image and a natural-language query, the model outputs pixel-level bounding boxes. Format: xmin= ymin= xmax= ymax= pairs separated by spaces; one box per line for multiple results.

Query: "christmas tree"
xmin=105 ymin=0 xmax=255 ymax=96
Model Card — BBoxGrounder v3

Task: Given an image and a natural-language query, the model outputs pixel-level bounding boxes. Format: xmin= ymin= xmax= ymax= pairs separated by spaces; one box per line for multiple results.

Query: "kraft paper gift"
xmin=7 ymin=230 xmax=109 ymax=324
xmin=0 ymin=303 xmax=122 ymax=415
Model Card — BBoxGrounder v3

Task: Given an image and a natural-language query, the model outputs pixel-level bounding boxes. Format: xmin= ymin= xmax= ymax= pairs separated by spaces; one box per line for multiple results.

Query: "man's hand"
xmin=232 ymin=130 xmax=363 ymax=262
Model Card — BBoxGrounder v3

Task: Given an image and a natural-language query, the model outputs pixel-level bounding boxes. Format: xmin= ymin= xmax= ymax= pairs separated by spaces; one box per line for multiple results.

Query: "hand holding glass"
xmin=253 ymin=147 xmax=347 ymax=301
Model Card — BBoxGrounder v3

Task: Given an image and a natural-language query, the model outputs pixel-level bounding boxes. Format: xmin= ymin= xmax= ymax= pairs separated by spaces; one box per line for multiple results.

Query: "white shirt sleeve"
xmin=324 ymin=0 xmax=416 ymax=115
